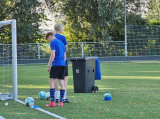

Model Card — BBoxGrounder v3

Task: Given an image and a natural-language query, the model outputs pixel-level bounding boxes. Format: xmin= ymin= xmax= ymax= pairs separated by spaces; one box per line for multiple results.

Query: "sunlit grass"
xmin=102 ymin=76 xmax=160 ymax=79
xmin=137 ymin=71 xmax=160 ymax=72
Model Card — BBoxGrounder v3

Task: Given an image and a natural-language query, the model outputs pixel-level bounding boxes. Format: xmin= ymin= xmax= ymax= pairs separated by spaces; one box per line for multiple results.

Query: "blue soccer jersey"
xmin=50 ymin=39 xmax=66 ymax=66
xmin=55 ymin=34 xmax=67 ymax=45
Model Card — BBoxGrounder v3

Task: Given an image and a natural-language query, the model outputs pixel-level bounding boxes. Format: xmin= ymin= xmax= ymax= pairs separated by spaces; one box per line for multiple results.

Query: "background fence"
xmin=0 ymin=39 xmax=160 ymax=65
xmin=0 ymin=41 xmax=125 ymax=59
xmin=127 ymin=25 xmax=160 ymax=56
xmin=1 ymin=25 xmax=160 ymax=64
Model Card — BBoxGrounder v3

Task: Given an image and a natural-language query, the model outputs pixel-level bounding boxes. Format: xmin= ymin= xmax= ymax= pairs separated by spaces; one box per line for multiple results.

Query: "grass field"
xmin=0 ymin=61 xmax=160 ymax=119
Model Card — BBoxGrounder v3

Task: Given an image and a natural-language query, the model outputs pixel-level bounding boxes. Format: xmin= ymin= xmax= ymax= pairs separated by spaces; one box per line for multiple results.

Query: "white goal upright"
xmin=0 ymin=19 xmax=17 ymax=100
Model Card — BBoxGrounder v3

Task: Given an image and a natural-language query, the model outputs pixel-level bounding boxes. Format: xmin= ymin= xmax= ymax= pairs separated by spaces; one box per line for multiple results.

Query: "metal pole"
xmin=38 ymin=43 xmax=40 ymax=59
xmin=82 ymin=42 xmax=84 ymax=57
xmin=12 ymin=19 xmax=17 ymax=100
xmin=124 ymin=0 xmax=127 ymax=56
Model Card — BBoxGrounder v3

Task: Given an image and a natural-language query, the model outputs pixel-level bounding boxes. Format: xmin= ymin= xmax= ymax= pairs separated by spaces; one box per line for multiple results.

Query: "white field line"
xmin=0 ymin=116 xmax=6 ymax=119
xmin=15 ymin=99 xmax=66 ymax=119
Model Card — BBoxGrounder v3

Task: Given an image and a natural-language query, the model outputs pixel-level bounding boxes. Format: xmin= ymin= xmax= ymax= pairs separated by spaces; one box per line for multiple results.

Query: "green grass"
xmin=1 ymin=61 xmax=160 ymax=119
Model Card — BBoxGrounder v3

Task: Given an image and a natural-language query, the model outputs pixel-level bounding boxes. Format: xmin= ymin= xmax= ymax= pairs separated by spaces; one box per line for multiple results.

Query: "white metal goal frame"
xmin=0 ymin=19 xmax=17 ymax=100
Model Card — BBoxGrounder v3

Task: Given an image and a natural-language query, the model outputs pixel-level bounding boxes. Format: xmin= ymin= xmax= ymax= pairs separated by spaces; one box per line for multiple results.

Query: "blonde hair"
xmin=45 ymin=32 xmax=54 ymax=40
xmin=54 ymin=23 xmax=63 ymax=31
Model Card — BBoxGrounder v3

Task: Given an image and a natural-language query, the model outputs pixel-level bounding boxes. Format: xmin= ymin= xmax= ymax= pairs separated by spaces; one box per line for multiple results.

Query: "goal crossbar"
xmin=0 ymin=20 xmax=12 ymax=28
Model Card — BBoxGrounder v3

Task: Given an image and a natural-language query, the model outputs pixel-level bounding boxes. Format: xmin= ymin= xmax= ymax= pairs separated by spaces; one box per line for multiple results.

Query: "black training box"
xmin=70 ymin=57 xmax=96 ymax=93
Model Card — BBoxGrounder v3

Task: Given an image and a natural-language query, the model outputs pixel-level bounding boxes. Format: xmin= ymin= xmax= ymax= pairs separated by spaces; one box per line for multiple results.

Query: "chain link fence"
xmin=0 ymin=40 xmax=160 ymax=64
xmin=127 ymin=25 xmax=160 ymax=56
xmin=13 ymin=41 xmax=125 ymax=59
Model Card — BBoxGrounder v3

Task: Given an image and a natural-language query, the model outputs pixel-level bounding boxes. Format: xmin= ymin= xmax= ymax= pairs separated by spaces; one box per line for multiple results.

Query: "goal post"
xmin=0 ymin=19 xmax=17 ymax=100
xmin=12 ymin=19 xmax=18 ymax=100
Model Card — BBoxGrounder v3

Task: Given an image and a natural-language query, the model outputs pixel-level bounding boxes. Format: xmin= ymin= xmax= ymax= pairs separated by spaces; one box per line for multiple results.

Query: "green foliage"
xmin=52 ymin=0 xmax=122 ymax=42
xmin=47 ymin=0 xmax=149 ymax=42
xmin=1 ymin=0 xmax=157 ymax=43
xmin=148 ymin=20 xmax=160 ymax=25
xmin=127 ymin=25 xmax=160 ymax=56
xmin=0 ymin=0 xmax=50 ymax=43
xmin=62 ymin=21 xmax=91 ymax=42
xmin=127 ymin=14 xmax=147 ymax=25
xmin=147 ymin=0 xmax=160 ymax=22
xmin=108 ymin=17 xmax=125 ymax=41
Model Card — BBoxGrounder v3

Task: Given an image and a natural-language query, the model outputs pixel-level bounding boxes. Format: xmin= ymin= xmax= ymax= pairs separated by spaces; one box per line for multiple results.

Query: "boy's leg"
xmin=55 ymin=80 xmax=59 ymax=103
xmin=55 ymin=91 xmax=60 ymax=102
xmin=46 ymin=78 xmax=57 ymax=107
xmin=58 ymin=80 xmax=65 ymax=106
xmin=58 ymin=66 xmax=65 ymax=106
xmin=63 ymin=61 xmax=72 ymax=103
xmin=63 ymin=76 xmax=68 ymax=99
xmin=51 ymin=79 xmax=58 ymax=101
xmin=46 ymin=66 xmax=61 ymax=107
xmin=50 ymin=88 xmax=55 ymax=102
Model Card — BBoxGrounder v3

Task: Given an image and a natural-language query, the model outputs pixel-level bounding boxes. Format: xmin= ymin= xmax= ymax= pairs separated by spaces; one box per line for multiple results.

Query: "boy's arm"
xmin=64 ymin=36 xmax=68 ymax=51
xmin=47 ymin=50 xmax=55 ymax=72
xmin=65 ymin=45 xmax=68 ymax=51
xmin=64 ymin=52 xmax=66 ymax=61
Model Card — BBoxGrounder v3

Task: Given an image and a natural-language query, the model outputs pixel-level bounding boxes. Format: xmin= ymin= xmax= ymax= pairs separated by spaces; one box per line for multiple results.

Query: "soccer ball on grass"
xmin=45 ymin=92 xmax=51 ymax=100
xmin=25 ymin=97 xmax=34 ymax=106
xmin=38 ymin=91 xmax=46 ymax=100
xmin=45 ymin=91 xmax=60 ymax=100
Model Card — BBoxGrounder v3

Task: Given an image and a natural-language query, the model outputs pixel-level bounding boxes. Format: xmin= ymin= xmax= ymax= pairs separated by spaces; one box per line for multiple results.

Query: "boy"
xmin=45 ymin=32 xmax=66 ymax=107
xmin=54 ymin=23 xmax=72 ymax=103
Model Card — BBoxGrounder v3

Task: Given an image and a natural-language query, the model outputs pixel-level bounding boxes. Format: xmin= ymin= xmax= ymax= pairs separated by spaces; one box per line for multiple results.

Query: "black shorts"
xmin=50 ymin=66 xmax=65 ymax=79
xmin=65 ymin=60 xmax=68 ymax=76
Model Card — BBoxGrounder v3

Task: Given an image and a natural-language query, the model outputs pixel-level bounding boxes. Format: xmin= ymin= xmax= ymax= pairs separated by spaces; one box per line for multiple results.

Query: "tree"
xmin=50 ymin=0 xmax=122 ymax=42
xmin=46 ymin=0 xmax=148 ymax=42
xmin=0 ymin=0 xmax=50 ymax=43
xmin=125 ymin=0 xmax=148 ymax=25
xmin=147 ymin=0 xmax=160 ymax=22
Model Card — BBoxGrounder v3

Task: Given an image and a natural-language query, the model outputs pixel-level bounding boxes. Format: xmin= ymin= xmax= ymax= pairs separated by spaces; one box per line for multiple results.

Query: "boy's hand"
xmin=47 ymin=67 xmax=51 ymax=72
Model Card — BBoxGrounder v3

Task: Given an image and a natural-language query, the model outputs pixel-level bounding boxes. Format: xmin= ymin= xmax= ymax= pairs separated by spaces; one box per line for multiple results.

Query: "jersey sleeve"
xmin=50 ymin=41 xmax=56 ymax=50
xmin=64 ymin=47 xmax=66 ymax=52
xmin=63 ymin=36 xmax=68 ymax=45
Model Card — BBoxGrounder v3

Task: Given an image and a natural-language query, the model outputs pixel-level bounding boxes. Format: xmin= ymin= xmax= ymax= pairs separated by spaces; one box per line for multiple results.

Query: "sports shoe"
xmin=58 ymin=102 xmax=63 ymax=106
xmin=46 ymin=102 xmax=56 ymax=107
xmin=56 ymin=99 xmax=59 ymax=103
xmin=63 ymin=99 xmax=73 ymax=103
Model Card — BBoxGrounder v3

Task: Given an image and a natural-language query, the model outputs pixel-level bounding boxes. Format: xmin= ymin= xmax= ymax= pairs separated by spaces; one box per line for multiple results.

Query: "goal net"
xmin=0 ymin=19 xmax=17 ymax=100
